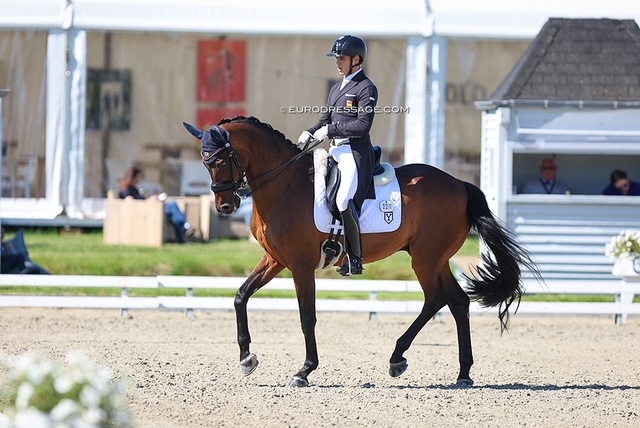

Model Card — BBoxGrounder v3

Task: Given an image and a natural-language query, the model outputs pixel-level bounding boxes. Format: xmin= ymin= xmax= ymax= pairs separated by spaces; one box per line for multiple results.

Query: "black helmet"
xmin=327 ymin=35 xmax=367 ymax=63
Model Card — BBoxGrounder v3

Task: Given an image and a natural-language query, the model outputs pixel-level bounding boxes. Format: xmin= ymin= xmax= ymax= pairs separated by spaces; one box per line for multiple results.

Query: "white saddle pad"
xmin=313 ymin=149 xmax=401 ymax=234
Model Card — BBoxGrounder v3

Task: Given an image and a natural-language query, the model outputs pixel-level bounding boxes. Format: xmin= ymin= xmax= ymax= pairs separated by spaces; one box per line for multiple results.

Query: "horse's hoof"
xmin=456 ymin=378 xmax=474 ymax=387
xmin=285 ymin=376 xmax=309 ymax=387
xmin=240 ymin=353 xmax=259 ymax=376
xmin=389 ymin=359 xmax=408 ymax=377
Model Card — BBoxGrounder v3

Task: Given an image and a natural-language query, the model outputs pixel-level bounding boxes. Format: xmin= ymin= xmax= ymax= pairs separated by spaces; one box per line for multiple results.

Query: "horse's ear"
xmin=183 ymin=122 xmax=203 ymax=140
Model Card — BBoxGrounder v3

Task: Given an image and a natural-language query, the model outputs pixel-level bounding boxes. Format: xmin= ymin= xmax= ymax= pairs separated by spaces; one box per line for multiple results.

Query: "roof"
xmin=478 ymin=18 xmax=640 ymax=109
xmin=4 ymin=1 xmax=640 ymax=39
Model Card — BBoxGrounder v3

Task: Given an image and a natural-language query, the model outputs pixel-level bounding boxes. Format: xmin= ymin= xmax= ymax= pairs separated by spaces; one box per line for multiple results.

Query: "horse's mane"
xmin=218 ymin=115 xmax=301 ymax=152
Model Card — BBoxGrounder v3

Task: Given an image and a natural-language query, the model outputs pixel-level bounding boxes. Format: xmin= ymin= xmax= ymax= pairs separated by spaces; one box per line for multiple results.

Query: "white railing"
xmin=0 ymin=275 xmax=638 ymax=324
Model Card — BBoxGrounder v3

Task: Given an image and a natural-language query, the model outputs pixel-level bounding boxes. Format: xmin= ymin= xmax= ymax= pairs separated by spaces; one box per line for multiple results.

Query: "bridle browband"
xmin=202 ymin=125 xmax=323 ymax=199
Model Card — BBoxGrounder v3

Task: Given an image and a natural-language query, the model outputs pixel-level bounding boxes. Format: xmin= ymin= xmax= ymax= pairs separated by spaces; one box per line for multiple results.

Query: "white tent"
xmin=1 ymin=0 xmax=640 ymax=221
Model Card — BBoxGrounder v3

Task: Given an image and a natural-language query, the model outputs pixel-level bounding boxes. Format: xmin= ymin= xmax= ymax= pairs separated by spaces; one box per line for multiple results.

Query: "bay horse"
xmin=183 ymin=116 xmax=541 ymax=388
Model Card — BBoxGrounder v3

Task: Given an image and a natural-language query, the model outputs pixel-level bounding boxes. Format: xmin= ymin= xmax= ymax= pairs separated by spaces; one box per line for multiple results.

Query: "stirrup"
xmin=337 ymin=256 xmax=363 ymax=276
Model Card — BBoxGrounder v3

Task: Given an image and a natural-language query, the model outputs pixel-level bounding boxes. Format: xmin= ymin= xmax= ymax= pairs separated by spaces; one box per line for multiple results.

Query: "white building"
xmin=476 ymin=17 xmax=640 ymax=281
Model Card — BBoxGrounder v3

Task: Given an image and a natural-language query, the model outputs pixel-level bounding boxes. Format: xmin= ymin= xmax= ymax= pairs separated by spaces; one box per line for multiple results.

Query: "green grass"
xmin=13 ymin=228 xmax=480 ymax=279
xmin=0 ymin=228 xmax=473 ymax=300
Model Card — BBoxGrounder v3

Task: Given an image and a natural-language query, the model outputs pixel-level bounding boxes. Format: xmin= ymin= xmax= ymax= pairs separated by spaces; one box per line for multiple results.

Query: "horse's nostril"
xmin=219 ymin=204 xmax=234 ymax=215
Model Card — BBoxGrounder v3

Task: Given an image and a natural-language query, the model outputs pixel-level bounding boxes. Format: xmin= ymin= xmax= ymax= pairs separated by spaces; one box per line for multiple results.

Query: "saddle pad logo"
xmin=380 ymin=200 xmax=394 ymax=224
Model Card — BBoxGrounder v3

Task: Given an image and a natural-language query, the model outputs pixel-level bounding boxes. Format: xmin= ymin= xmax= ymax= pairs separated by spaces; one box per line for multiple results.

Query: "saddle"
xmin=324 ymin=146 xmax=385 ymax=220
xmin=319 ymin=146 xmax=390 ymax=270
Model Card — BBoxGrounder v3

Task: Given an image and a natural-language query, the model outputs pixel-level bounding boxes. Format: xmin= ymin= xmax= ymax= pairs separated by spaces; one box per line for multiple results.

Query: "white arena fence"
xmin=0 ymin=275 xmax=638 ymax=324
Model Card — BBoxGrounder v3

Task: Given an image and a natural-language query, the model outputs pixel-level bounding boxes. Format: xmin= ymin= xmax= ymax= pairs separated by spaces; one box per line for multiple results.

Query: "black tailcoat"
xmin=307 ymin=70 xmax=378 ymax=211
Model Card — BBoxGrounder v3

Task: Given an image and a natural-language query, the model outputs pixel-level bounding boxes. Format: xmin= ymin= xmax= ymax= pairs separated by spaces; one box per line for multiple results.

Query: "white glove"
xmin=297 ymin=130 xmax=312 ymax=146
xmin=313 ymin=125 xmax=329 ymax=142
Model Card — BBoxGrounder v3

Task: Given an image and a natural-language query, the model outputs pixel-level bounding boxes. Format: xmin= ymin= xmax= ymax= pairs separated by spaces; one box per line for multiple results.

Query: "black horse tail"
xmin=462 ymin=182 xmax=542 ymax=333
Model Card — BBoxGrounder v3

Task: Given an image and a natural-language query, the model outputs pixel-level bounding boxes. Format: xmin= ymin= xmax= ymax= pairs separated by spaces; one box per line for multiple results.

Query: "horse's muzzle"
xmin=218 ymin=203 xmax=236 ymax=215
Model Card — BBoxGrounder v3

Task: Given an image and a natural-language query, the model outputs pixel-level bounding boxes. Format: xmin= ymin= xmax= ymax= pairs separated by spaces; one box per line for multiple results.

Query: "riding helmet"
xmin=327 ymin=35 xmax=367 ymax=63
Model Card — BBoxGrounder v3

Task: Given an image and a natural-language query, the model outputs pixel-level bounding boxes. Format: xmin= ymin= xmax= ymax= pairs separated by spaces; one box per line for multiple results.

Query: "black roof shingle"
xmin=478 ymin=18 xmax=640 ymax=108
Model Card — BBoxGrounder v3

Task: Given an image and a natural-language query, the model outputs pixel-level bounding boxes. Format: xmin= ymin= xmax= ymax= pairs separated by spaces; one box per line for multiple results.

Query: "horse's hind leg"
xmin=235 ymin=253 xmax=284 ymax=376
xmin=389 ymin=266 xmax=474 ymax=386
xmin=389 ymin=270 xmax=447 ymax=378
xmin=442 ymin=268 xmax=474 ymax=386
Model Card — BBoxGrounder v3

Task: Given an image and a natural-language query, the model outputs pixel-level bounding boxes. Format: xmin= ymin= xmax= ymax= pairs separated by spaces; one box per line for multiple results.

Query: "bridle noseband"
xmin=205 ymin=143 xmax=251 ymax=198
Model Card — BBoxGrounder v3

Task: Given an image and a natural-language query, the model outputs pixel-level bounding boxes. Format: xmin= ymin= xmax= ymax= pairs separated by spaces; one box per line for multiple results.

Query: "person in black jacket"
xmin=601 ymin=169 xmax=640 ymax=196
xmin=1 ymin=228 xmax=50 ymax=274
xmin=298 ymin=35 xmax=378 ymax=276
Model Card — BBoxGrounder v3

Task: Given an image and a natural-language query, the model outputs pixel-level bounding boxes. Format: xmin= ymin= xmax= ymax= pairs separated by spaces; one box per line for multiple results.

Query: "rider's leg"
xmin=336 ymin=199 xmax=363 ymax=275
xmin=329 ymin=145 xmax=363 ymax=276
xmin=329 ymin=145 xmax=358 ymax=212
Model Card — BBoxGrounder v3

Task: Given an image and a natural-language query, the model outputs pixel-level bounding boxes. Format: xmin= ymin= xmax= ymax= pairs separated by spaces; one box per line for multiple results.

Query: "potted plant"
xmin=605 ymin=230 xmax=640 ymax=277
xmin=0 ymin=352 xmax=131 ymax=427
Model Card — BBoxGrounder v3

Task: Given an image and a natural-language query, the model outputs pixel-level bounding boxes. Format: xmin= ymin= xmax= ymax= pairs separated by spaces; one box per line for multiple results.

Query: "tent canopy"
xmin=0 ymin=0 xmax=431 ymax=36
xmin=2 ymin=1 xmax=640 ymax=39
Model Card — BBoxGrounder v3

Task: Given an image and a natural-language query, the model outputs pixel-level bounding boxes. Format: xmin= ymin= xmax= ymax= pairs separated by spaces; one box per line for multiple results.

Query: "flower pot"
xmin=612 ymin=255 xmax=640 ymax=277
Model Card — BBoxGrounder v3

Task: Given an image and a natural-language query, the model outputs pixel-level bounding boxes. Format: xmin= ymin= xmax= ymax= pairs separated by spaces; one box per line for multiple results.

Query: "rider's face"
xmin=335 ymin=55 xmax=352 ymax=76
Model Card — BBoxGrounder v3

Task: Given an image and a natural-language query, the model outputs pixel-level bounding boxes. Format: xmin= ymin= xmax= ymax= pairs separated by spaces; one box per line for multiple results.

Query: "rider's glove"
xmin=313 ymin=125 xmax=329 ymax=142
xmin=297 ymin=130 xmax=312 ymax=147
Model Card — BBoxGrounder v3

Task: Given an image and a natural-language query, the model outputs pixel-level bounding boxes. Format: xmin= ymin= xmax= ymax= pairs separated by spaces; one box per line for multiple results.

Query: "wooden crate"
xmin=103 ymin=191 xmax=170 ymax=247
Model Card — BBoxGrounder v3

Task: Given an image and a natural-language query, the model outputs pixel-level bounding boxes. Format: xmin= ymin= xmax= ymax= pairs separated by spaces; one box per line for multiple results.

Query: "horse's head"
xmin=182 ymin=121 xmax=249 ymax=215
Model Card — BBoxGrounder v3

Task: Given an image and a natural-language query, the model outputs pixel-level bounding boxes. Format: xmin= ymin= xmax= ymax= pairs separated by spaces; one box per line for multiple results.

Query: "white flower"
xmin=50 ymin=399 xmax=78 ymax=422
xmin=14 ymin=382 xmax=35 ymax=411
xmin=0 ymin=352 xmax=131 ymax=428
xmin=13 ymin=408 xmax=50 ymax=428
xmin=605 ymin=230 xmax=640 ymax=261
xmin=0 ymin=412 xmax=11 ymax=428
xmin=79 ymin=385 xmax=101 ymax=409
xmin=53 ymin=375 xmax=73 ymax=394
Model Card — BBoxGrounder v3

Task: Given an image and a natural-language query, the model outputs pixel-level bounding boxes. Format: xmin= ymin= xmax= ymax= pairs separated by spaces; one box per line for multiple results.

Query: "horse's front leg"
xmin=286 ymin=269 xmax=318 ymax=387
xmin=235 ymin=252 xmax=284 ymax=376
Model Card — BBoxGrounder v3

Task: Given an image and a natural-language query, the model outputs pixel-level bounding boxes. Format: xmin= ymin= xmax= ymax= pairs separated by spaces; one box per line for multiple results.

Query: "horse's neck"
xmin=230 ymin=123 xmax=312 ymax=215
xmin=247 ymin=150 xmax=313 ymax=216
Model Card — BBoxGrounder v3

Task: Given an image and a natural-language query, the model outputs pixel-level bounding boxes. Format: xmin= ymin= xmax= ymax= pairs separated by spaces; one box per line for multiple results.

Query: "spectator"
xmin=522 ymin=157 xmax=570 ymax=194
xmin=602 ymin=169 xmax=640 ymax=196
xmin=118 ymin=166 xmax=194 ymax=243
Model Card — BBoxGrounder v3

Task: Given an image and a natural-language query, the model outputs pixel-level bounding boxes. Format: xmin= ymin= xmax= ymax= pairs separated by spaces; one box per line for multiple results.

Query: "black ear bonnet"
xmin=201 ymin=126 xmax=231 ymax=165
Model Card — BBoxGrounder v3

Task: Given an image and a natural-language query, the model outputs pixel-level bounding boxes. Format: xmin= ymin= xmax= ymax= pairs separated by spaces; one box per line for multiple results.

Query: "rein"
xmin=210 ymin=136 xmax=324 ymax=198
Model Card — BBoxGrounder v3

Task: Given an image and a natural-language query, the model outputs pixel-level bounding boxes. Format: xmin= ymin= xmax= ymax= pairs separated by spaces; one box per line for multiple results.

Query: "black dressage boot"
xmin=337 ymin=200 xmax=363 ymax=276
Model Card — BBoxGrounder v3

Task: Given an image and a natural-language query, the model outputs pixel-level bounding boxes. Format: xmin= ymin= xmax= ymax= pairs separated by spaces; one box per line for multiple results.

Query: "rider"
xmin=297 ymin=35 xmax=378 ymax=276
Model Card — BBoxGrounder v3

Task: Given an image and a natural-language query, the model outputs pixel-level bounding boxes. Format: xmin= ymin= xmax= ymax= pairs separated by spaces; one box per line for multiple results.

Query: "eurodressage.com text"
xmin=280 ymin=105 xmax=410 ymax=114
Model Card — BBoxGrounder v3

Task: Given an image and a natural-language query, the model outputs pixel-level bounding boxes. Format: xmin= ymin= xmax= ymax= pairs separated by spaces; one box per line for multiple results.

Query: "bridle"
xmin=205 ymin=140 xmax=251 ymax=198
xmin=203 ymin=128 xmax=323 ymax=199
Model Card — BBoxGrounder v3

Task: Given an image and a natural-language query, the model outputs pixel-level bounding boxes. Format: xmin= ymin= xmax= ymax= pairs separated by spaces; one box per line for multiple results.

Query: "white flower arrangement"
xmin=0 ymin=352 xmax=131 ymax=428
xmin=604 ymin=230 xmax=640 ymax=261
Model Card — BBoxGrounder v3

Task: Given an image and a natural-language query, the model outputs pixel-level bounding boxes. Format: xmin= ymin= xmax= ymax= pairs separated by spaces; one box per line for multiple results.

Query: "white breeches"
xmin=329 ymin=144 xmax=358 ymax=212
